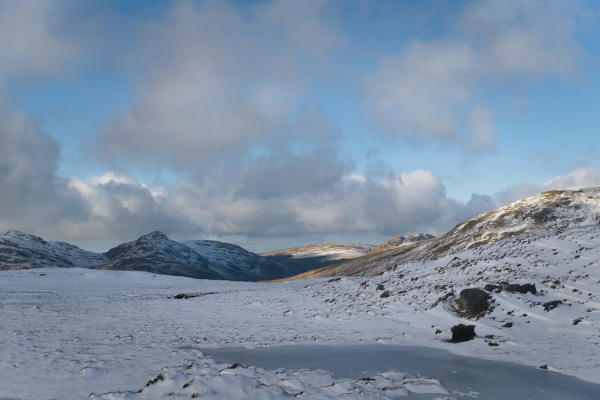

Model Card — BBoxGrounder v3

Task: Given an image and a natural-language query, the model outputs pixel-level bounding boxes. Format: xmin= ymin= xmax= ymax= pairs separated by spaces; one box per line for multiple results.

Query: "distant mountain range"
xmin=275 ymin=187 xmax=600 ymax=280
xmin=1 ymin=229 xmax=432 ymax=281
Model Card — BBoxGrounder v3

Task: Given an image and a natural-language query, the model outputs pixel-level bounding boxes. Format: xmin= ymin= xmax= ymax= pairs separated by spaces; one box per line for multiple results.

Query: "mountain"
xmin=0 ymin=230 xmax=105 ymax=270
xmin=369 ymin=233 xmax=434 ymax=254
xmin=260 ymin=242 xmax=376 ymax=274
xmin=98 ymin=231 xmax=223 ymax=280
xmin=183 ymin=240 xmax=297 ymax=281
xmin=275 ymin=187 xmax=600 ymax=280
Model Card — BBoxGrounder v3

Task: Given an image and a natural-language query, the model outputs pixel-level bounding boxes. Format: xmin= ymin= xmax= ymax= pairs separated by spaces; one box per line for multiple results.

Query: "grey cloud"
xmin=364 ymin=0 xmax=585 ymax=151
xmin=0 ymin=103 xmax=203 ymax=250
xmin=96 ymin=0 xmax=343 ymax=169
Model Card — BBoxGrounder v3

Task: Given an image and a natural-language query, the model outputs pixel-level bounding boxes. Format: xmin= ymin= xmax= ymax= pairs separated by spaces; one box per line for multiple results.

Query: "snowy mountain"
xmin=0 ymin=230 xmax=105 ymax=270
xmin=98 ymin=231 xmax=224 ymax=280
xmin=260 ymin=242 xmax=376 ymax=274
xmin=183 ymin=240 xmax=296 ymax=281
xmin=369 ymin=233 xmax=435 ymax=254
xmin=279 ymin=187 xmax=600 ymax=279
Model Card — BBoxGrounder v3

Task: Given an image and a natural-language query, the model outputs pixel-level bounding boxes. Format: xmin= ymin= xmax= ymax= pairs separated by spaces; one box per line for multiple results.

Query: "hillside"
xmin=369 ymin=233 xmax=434 ymax=254
xmin=0 ymin=230 xmax=105 ymax=270
xmin=260 ymin=242 xmax=376 ymax=274
xmin=183 ymin=240 xmax=297 ymax=281
xmin=277 ymin=187 xmax=600 ymax=280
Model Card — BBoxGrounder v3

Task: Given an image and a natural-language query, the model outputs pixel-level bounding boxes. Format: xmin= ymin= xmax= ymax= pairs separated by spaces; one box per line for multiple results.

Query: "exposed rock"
xmin=484 ymin=284 xmax=503 ymax=292
xmin=543 ymin=300 xmax=563 ymax=312
xmin=506 ymin=283 xmax=537 ymax=294
xmin=369 ymin=233 xmax=434 ymax=254
xmin=450 ymin=324 xmax=476 ymax=342
xmin=456 ymin=288 xmax=491 ymax=317
xmin=503 ymin=322 xmax=513 ymax=328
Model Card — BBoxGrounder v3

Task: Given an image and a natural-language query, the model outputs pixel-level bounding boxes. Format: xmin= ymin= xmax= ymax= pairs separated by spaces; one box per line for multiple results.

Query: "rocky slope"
xmin=0 ymin=230 xmax=105 ymax=270
xmin=183 ymin=240 xmax=297 ymax=281
xmin=276 ymin=187 xmax=600 ymax=280
xmin=98 ymin=232 xmax=224 ymax=280
xmin=260 ymin=242 xmax=376 ymax=274
xmin=369 ymin=233 xmax=434 ymax=254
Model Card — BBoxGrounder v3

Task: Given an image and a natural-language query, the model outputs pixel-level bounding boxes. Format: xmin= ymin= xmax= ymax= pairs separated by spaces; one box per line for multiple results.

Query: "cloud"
xmin=95 ymin=0 xmax=343 ymax=169
xmin=0 ymin=103 xmax=203 ymax=249
xmin=171 ymin=159 xmax=487 ymax=240
xmin=364 ymin=0 xmax=585 ymax=151
xmin=0 ymin=0 xmax=77 ymax=82
xmin=496 ymin=167 xmax=600 ymax=206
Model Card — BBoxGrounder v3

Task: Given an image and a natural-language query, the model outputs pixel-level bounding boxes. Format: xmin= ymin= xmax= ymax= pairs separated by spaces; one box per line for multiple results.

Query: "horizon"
xmin=2 ymin=0 xmax=600 ymax=253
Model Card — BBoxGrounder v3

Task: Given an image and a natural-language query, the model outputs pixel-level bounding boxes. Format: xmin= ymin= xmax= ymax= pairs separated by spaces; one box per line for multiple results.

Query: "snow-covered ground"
xmin=1 ymin=223 xmax=600 ymax=399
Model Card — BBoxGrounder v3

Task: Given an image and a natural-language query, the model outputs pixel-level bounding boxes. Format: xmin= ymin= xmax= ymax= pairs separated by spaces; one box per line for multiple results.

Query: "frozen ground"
xmin=1 ymin=224 xmax=600 ymax=399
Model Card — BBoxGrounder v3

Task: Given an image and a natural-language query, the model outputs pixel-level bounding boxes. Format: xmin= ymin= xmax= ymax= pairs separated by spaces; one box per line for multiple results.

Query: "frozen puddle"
xmin=203 ymin=344 xmax=600 ymax=400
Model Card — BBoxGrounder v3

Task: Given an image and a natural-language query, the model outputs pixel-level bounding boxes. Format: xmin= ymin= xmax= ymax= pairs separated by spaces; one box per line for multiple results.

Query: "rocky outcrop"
xmin=543 ymin=300 xmax=563 ymax=312
xmin=484 ymin=282 xmax=537 ymax=294
xmin=456 ymin=288 xmax=491 ymax=317
xmin=451 ymin=324 xmax=476 ymax=342
xmin=369 ymin=233 xmax=434 ymax=254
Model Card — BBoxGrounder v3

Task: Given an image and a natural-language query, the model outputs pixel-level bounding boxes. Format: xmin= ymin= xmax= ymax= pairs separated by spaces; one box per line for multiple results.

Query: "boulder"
xmin=505 ymin=283 xmax=536 ymax=294
xmin=543 ymin=300 xmax=562 ymax=312
xmin=457 ymin=288 xmax=491 ymax=317
xmin=451 ymin=324 xmax=476 ymax=342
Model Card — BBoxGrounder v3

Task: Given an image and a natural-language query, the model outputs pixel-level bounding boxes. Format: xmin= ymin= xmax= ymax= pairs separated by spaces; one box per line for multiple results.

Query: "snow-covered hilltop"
xmin=183 ymin=240 xmax=298 ymax=281
xmin=369 ymin=233 xmax=434 ymax=254
xmin=98 ymin=231 xmax=223 ymax=280
xmin=0 ymin=230 xmax=105 ymax=270
xmin=0 ymin=230 xmax=327 ymax=281
xmin=281 ymin=187 xmax=600 ymax=279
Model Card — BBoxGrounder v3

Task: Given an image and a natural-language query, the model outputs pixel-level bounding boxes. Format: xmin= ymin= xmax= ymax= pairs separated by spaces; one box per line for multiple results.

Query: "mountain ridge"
xmin=273 ymin=187 xmax=600 ymax=281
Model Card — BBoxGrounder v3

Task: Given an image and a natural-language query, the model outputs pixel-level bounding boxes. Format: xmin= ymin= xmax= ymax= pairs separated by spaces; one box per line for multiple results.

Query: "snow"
xmin=261 ymin=242 xmax=376 ymax=260
xmin=0 ymin=230 xmax=104 ymax=269
xmin=2 ymin=220 xmax=600 ymax=398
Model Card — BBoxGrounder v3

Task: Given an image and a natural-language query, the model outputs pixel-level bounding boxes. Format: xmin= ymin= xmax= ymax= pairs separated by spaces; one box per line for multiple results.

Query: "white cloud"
xmin=496 ymin=167 xmax=600 ymax=206
xmin=364 ymin=0 xmax=585 ymax=151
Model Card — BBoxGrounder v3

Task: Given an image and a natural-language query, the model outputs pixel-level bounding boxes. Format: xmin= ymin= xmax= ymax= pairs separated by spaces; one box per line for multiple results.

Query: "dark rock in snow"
xmin=456 ymin=288 xmax=491 ymax=317
xmin=543 ymin=300 xmax=563 ymax=312
xmin=484 ymin=284 xmax=503 ymax=292
xmin=506 ymin=283 xmax=537 ymax=294
xmin=503 ymin=322 xmax=513 ymax=328
xmin=451 ymin=324 xmax=476 ymax=342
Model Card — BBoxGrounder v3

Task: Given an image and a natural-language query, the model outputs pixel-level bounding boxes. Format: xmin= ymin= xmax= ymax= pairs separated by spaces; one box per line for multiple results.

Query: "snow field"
xmin=1 ymin=223 xmax=600 ymax=398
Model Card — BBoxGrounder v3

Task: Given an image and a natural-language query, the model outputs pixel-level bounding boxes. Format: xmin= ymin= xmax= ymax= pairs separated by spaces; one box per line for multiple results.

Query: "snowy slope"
xmin=183 ymin=240 xmax=294 ymax=281
xmin=261 ymin=242 xmax=376 ymax=260
xmin=260 ymin=242 xmax=377 ymax=278
xmin=369 ymin=233 xmax=435 ymax=254
xmin=0 ymin=230 xmax=105 ymax=270
xmin=285 ymin=187 xmax=600 ymax=279
xmin=2 ymin=221 xmax=600 ymax=398
xmin=99 ymin=231 xmax=223 ymax=280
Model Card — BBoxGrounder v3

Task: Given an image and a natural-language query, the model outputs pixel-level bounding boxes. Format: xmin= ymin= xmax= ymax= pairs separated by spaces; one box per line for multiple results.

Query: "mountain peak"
xmin=137 ymin=231 xmax=169 ymax=242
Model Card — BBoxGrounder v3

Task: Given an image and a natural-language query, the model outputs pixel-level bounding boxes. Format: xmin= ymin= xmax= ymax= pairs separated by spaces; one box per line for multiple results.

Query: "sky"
xmin=1 ymin=0 xmax=600 ymax=253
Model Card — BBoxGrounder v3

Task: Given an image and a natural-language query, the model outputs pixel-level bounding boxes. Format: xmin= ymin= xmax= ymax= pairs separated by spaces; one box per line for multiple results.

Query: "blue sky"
xmin=1 ymin=0 xmax=600 ymax=252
